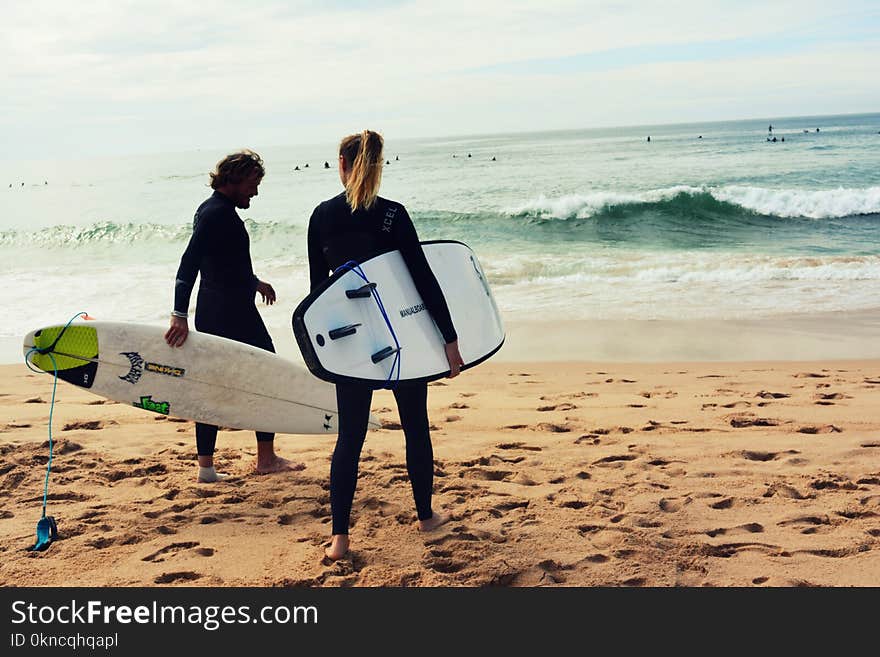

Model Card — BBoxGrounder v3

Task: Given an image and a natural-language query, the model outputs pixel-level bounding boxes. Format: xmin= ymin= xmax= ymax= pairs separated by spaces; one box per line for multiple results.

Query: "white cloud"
xmin=1 ymin=0 xmax=877 ymax=158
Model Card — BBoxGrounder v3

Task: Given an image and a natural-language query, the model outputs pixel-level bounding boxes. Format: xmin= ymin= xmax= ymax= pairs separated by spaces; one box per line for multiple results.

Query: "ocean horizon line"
xmin=4 ymin=110 xmax=878 ymax=167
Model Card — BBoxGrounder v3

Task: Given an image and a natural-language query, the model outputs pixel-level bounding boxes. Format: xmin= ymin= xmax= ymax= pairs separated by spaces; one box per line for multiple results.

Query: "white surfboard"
xmin=23 ymin=321 xmax=378 ymax=434
xmin=292 ymin=240 xmax=504 ymax=384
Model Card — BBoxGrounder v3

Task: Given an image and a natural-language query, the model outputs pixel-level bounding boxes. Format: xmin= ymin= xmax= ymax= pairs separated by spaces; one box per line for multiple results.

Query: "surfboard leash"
xmin=335 ymin=261 xmax=402 ymax=389
xmin=22 ymin=310 xmax=90 ymax=551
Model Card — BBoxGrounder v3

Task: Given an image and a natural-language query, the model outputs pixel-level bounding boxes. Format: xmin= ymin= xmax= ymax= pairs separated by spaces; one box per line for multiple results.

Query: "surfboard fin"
xmin=345 ymin=283 xmax=377 ymax=299
xmin=28 ymin=515 xmax=58 ymax=552
xmin=328 ymin=323 xmax=361 ymax=340
xmin=371 ymin=346 xmax=400 ymax=364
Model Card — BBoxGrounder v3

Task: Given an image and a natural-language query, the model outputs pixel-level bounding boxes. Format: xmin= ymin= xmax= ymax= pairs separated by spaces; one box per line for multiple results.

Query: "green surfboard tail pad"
xmin=27 ymin=325 xmax=99 ymax=388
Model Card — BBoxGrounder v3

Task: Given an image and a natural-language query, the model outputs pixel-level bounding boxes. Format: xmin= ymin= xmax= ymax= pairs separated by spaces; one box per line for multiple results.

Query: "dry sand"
xmin=2 ymin=354 xmax=879 ymax=587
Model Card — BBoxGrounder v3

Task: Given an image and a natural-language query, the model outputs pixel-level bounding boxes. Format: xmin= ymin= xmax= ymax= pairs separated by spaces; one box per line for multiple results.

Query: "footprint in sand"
xmin=423 ymin=553 xmax=468 ymax=575
xmin=460 ymin=467 xmax=514 ymax=482
xmin=535 ymin=422 xmax=572 ymax=433
xmin=593 ymin=454 xmax=637 ymax=466
xmin=796 ymin=425 xmax=841 ymax=434
xmin=536 ymin=402 xmax=577 ymax=412
xmin=142 ymin=542 xmax=201 ymax=562
xmin=733 ymin=449 xmax=798 ymax=462
xmin=659 ymin=498 xmax=689 ymax=512
xmin=154 ymin=571 xmax=203 ymax=584
xmin=3 ymin=422 xmax=32 ymax=430
xmin=763 ymin=483 xmax=809 ymax=499
xmin=705 ymin=523 xmax=764 ymax=537
xmin=510 ymin=472 xmax=539 ymax=486
xmin=756 ymin=391 xmax=791 ymax=399
xmin=63 ymin=421 xmax=112 ymax=431
xmin=815 ymin=392 xmax=851 ymax=400
xmin=496 ymin=442 xmax=542 ymax=451
xmin=103 ymin=463 xmax=168 ymax=482
xmin=727 ymin=415 xmax=779 ymax=428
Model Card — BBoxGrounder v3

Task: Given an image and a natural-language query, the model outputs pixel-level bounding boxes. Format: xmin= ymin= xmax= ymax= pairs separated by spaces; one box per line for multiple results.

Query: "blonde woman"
xmin=307 ymin=130 xmax=464 ymax=561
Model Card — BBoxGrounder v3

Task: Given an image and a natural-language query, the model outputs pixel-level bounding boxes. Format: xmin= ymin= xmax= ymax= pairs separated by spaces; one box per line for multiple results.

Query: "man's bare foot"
xmin=323 ymin=535 xmax=350 ymax=562
xmin=418 ymin=510 xmax=451 ymax=532
xmin=197 ymin=466 xmax=229 ymax=483
xmin=255 ymin=456 xmax=305 ymax=475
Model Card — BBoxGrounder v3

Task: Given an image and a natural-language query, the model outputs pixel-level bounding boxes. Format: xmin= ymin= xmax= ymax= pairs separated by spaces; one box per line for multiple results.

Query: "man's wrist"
xmin=171 ymin=310 xmax=188 ymax=319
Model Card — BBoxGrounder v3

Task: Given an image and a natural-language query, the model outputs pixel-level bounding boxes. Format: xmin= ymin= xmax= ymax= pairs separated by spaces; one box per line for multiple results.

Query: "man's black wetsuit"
xmin=174 ymin=190 xmax=274 ymax=455
xmin=308 ymin=193 xmax=457 ymax=534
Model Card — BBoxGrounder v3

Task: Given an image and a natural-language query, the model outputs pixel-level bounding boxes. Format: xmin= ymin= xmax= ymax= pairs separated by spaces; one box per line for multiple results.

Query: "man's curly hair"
xmin=210 ymin=150 xmax=265 ymax=189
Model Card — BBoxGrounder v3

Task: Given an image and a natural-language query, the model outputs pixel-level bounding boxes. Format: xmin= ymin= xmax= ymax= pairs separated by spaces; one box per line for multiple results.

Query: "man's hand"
xmin=165 ymin=316 xmax=189 ymax=347
xmin=444 ymin=340 xmax=464 ymax=378
xmin=256 ymin=280 xmax=276 ymax=305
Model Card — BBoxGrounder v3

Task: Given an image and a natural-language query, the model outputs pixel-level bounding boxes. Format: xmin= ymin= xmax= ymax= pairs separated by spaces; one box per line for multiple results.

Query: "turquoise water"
xmin=1 ymin=112 xmax=879 ymax=360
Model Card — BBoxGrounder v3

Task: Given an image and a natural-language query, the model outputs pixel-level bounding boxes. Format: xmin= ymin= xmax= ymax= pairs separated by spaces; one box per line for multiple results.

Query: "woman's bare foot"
xmin=418 ymin=510 xmax=451 ymax=532
xmin=323 ymin=534 xmax=350 ymax=562
xmin=255 ymin=456 xmax=305 ymax=475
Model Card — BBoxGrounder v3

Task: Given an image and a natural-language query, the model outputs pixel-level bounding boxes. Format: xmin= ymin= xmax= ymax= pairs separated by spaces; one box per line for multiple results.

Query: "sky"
xmin=1 ymin=0 xmax=878 ymax=160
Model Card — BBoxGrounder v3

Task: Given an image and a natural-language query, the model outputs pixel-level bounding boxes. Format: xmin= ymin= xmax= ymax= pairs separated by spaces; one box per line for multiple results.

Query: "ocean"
xmin=2 ymin=112 xmax=879 ymax=363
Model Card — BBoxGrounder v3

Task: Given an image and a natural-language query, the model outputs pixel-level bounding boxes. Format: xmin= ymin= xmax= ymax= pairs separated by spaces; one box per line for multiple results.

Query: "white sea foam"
xmin=510 ymin=185 xmax=880 ymax=220
xmin=713 ymin=185 xmax=880 ymax=219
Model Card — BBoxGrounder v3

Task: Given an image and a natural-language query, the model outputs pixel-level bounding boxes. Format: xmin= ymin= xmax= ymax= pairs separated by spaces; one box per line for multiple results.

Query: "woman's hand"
xmin=444 ymin=340 xmax=464 ymax=378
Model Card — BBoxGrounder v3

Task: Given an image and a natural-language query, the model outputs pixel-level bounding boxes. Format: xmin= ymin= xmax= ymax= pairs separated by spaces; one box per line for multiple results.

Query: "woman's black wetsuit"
xmin=174 ymin=190 xmax=275 ymax=455
xmin=308 ymin=193 xmax=457 ymax=534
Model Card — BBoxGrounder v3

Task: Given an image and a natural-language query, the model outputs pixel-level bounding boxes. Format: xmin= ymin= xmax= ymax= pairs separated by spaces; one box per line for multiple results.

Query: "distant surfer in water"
xmin=307 ymin=130 xmax=463 ymax=561
xmin=165 ymin=150 xmax=302 ymax=482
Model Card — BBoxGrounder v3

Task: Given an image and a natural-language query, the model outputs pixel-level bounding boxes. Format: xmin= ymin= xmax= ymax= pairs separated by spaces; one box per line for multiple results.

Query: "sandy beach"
xmin=2 ymin=327 xmax=879 ymax=586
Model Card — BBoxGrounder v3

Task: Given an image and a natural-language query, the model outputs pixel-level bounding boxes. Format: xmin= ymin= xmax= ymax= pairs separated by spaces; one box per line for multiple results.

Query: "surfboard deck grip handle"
xmin=346 ymin=283 xmax=377 ymax=299
xmin=371 ymin=346 xmax=400 ymax=364
xmin=329 ymin=323 xmax=361 ymax=340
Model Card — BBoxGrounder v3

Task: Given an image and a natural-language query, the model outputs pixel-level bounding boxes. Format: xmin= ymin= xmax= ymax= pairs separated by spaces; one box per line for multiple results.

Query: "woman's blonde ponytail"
xmin=340 ymin=130 xmax=384 ymax=211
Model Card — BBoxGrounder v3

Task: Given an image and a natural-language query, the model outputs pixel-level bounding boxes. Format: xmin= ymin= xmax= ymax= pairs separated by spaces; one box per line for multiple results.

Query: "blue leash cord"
xmin=23 ymin=311 xmax=88 ymax=551
xmin=334 ymin=261 xmax=401 ymax=388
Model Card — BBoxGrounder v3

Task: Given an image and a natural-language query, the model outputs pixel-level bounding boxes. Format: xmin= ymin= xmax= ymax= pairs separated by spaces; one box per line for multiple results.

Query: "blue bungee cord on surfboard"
xmin=334 ymin=261 xmax=402 ymax=389
xmin=22 ymin=311 xmax=89 ymax=551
